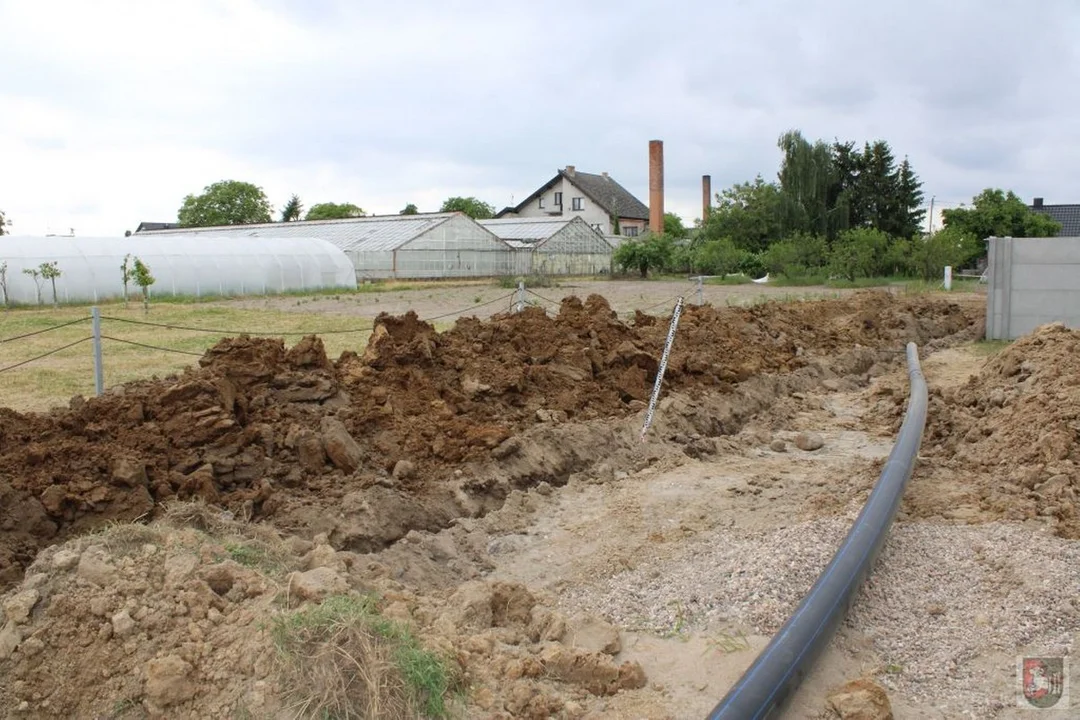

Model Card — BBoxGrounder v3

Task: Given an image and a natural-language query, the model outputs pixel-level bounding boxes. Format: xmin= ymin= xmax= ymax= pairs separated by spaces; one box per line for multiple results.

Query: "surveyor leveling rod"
xmin=640 ymin=296 xmax=684 ymax=442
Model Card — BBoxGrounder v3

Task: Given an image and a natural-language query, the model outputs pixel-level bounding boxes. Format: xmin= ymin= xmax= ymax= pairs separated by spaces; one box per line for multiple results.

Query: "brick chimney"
xmin=649 ymin=140 xmax=664 ymax=234
xmin=565 ymin=165 xmax=575 ymax=177
xmin=702 ymin=175 xmax=712 ymax=221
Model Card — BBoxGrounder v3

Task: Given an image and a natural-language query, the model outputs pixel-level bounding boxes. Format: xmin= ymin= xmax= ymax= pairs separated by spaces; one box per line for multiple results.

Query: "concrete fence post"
xmin=91 ymin=306 xmax=104 ymax=396
xmin=697 ymin=276 xmax=704 ymax=305
xmin=516 ymin=280 xmax=525 ymax=312
xmin=943 ymin=266 xmax=953 ymax=291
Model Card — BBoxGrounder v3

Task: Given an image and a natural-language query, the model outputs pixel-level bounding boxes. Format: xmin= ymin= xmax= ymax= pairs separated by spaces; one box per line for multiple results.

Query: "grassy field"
xmin=0 ymin=302 xmax=380 ymax=412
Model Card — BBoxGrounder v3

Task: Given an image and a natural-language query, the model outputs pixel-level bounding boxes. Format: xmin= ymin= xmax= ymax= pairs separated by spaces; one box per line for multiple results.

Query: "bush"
xmin=761 ymin=233 xmax=829 ymax=278
xmin=613 ymin=233 xmax=676 ymax=278
xmin=693 ymin=237 xmax=748 ymax=278
xmin=909 ymin=227 xmax=980 ymax=281
xmin=828 ymin=228 xmax=890 ymax=281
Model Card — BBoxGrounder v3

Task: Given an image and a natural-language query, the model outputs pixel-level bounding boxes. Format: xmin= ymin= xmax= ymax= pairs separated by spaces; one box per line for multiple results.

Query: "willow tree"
xmin=777 ymin=130 xmax=842 ymax=239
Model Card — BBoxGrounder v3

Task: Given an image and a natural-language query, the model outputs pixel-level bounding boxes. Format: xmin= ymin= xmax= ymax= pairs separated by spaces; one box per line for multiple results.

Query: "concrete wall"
xmin=986 ymin=236 xmax=1080 ymax=339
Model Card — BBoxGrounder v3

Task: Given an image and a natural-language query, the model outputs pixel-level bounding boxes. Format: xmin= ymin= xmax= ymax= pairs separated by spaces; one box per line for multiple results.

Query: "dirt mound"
xmin=0 ymin=505 xmax=646 ymax=719
xmin=871 ymin=323 xmax=1079 ymax=536
xmin=0 ymin=292 xmax=981 ymax=587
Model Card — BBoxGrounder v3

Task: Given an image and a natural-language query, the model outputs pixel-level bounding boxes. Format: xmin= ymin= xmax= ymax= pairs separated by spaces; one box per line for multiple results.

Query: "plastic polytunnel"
xmin=0 ymin=235 xmax=357 ymax=304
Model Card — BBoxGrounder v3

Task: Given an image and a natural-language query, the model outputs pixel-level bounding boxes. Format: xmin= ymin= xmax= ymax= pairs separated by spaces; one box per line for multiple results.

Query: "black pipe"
xmin=706 ymin=342 xmax=928 ymax=720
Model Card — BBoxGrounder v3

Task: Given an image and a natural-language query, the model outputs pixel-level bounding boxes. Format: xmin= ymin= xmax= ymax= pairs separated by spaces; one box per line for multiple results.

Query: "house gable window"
xmin=538 ymin=196 xmax=545 ymax=209
xmin=571 ymin=197 xmax=584 ymax=211
xmin=554 ymin=192 xmax=563 ymax=206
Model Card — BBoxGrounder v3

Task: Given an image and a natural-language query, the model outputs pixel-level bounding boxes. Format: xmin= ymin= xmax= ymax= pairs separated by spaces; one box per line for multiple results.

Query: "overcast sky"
xmin=2 ymin=0 xmax=1077 ymax=236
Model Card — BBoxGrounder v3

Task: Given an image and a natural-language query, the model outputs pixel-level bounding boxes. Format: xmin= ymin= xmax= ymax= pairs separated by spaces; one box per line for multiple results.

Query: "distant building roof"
xmin=479 ymin=217 xmax=577 ymax=242
xmin=135 ymin=221 xmax=180 ymax=232
xmin=497 ymin=168 xmax=649 ymax=221
xmin=135 ymin=212 xmax=481 ymax=252
xmin=1030 ymin=198 xmax=1080 ymax=236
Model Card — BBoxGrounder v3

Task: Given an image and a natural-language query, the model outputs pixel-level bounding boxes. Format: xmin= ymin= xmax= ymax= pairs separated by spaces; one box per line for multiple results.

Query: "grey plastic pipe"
xmin=706 ymin=342 xmax=927 ymax=720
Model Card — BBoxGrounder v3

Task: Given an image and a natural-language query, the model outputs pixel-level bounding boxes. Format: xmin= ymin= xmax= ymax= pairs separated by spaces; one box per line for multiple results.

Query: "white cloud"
xmin=2 ymin=0 xmax=1079 ymax=236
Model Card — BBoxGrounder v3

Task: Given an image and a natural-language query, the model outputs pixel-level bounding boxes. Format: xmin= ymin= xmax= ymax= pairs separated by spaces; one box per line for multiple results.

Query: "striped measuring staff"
xmin=640 ymin=296 xmax=684 ymax=441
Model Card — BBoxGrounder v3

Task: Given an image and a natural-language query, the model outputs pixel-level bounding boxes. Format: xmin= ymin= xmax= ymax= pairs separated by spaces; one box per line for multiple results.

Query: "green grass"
xmin=765 ymin=273 xmax=987 ymax=292
xmin=0 ymin=302 xmax=377 ymax=412
xmin=272 ymin=594 xmax=458 ymax=719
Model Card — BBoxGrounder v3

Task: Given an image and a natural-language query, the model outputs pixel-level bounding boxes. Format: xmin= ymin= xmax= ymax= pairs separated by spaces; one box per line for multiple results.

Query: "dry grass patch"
xmin=272 ymin=594 xmax=459 ymax=720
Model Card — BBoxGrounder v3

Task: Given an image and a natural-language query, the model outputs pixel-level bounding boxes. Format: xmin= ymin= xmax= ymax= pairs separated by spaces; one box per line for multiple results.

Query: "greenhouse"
xmin=138 ymin=213 xmax=514 ymax=280
xmin=0 ymin=235 xmax=357 ymax=304
xmin=479 ymin=216 xmax=613 ymax=276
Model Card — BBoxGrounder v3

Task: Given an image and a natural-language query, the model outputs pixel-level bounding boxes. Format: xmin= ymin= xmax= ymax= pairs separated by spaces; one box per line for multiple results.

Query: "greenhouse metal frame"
xmin=138 ymin=213 xmax=514 ymax=280
xmin=479 ymin=216 xmax=614 ymax=276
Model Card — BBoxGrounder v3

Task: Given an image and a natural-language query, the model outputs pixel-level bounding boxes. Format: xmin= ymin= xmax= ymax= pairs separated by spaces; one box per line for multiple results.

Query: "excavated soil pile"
xmin=875 ymin=323 xmax=1079 ymax=537
xmin=0 ymin=506 xmax=643 ymax=719
xmin=0 ymin=291 xmax=978 ymax=588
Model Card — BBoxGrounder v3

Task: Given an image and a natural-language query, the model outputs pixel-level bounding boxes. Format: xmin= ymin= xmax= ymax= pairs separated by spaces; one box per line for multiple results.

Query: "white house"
xmin=495 ymin=166 xmax=650 ymax=237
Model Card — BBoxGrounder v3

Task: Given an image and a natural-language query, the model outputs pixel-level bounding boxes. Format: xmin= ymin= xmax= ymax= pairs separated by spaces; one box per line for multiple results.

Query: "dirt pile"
xmin=0 ymin=505 xmax=646 ymax=719
xmin=0 ymin=291 xmax=981 ymax=588
xmin=871 ymin=323 xmax=1079 ymax=536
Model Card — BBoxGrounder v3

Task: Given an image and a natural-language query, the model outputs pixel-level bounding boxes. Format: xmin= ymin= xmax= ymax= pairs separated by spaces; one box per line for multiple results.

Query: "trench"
xmin=705 ymin=343 xmax=928 ymax=720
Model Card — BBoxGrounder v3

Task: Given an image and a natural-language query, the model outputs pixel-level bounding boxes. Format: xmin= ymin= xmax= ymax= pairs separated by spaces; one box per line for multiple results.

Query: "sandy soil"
xmin=2 ymin=288 xmax=1076 ymax=720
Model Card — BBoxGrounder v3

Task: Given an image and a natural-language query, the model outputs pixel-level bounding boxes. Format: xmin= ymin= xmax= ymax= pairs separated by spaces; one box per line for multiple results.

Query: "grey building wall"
xmin=986 ymin=236 xmax=1080 ymax=339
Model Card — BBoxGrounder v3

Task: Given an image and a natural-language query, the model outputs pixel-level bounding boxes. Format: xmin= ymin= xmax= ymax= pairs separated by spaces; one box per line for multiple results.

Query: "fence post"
xmin=696 ymin=276 xmax=704 ymax=305
xmin=640 ymin=296 xmax=685 ymax=442
xmin=516 ymin=280 xmax=525 ymax=312
xmin=91 ymin=306 xmax=104 ymax=396
xmin=943 ymin=266 xmax=953 ymax=291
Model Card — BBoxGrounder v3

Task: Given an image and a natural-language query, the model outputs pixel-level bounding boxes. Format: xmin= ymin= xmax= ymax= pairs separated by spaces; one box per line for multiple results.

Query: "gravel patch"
xmin=561 ymin=515 xmax=1080 ymax=715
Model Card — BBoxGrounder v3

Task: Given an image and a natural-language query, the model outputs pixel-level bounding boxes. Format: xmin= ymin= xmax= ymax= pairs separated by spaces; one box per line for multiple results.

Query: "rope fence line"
xmin=99 ymin=315 xmax=375 ymax=336
xmin=0 ymin=336 xmax=93 ymax=374
xmin=0 ymin=288 xmax=687 ymax=389
xmin=524 ymin=289 xmax=563 ymax=307
xmin=0 ymin=317 xmax=91 ymax=344
xmin=420 ymin=291 xmax=516 ymax=323
xmin=100 ymin=335 xmax=206 ymax=357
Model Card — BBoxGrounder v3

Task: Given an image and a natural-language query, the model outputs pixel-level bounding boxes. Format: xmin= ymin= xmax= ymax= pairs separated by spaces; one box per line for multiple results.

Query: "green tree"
xmin=777 ymin=130 xmax=839 ymax=238
xmin=888 ymin=157 xmax=925 ymax=238
xmin=0 ymin=208 xmax=10 ymax=235
xmin=663 ymin=212 xmax=688 ymax=239
xmin=942 ymin=189 xmax=1061 ymax=243
xmin=21 ymin=267 xmax=44 ymax=305
xmin=761 ymin=233 xmax=829 ymax=278
xmin=39 ymin=261 xmax=62 ymax=307
xmin=120 ymin=254 xmax=135 ymax=307
xmin=909 ymin=227 xmax=980 ymax=282
xmin=0 ymin=261 xmax=9 ymax=306
xmin=305 ymin=202 xmax=364 ymax=221
xmin=828 ymin=228 xmax=890 ymax=281
xmin=613 ymin=234 xmax=675 ymax=278
xmin=177 ymin=180 xmax=273 ymax=227
xmin=699 ymin=175 xmax=784 ymax=253
xmin=400 ymin=203 xmax=419 ymax=215
xmin=440 ymin=196 xmax=495 ymax=219
xmin=694 ymin=238 xmax=747 ymax=277
xmin=132 ymin=257 xmax=156 ymax=313
xmin=280 ymin=194 xmax=303 ymax=222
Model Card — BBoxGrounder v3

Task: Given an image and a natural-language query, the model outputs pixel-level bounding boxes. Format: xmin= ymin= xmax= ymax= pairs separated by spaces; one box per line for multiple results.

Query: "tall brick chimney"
xmin=702 ymin=175 xmax=712 ymax=222
xmin=649 ymin=140 xmax=664 ymax=234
